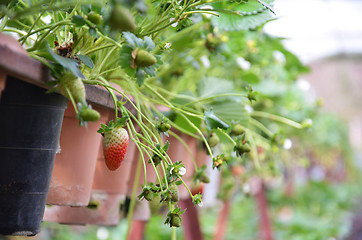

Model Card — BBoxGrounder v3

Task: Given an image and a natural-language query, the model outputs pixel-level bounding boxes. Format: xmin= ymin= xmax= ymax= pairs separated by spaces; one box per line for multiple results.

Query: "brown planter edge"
xmin=0 ymin=33 xmax=134 ymax=113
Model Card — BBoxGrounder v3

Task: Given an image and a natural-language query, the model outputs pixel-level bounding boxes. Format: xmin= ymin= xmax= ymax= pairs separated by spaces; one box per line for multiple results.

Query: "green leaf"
xmin=136 ymin=69 xmax=145 ymax=86
xmin=123 ymin=32 xmax=143 ymax=48
xmin=46 ymin=44 xmax=85 ymax=79
xmin=212 ymin=11 xmax=272 ymax=31
xmin=163 ymin=141 xmax=170 ymax=152
xmin=197 ymin=77 xmax=234 ymax=99
xmin=204 ymin=109 xmax=230 ymax=130
xmin=211 ymin=0 xmax=274 ymax=31
xmin=144 ymin=36 xmax=155 ymax=51
xmin=88 ymin=28 xmax=98 ymax=38
xmin=143 ymin=66 xmax=155 ymax=76
xmin=77 ymin=54 xmax=94 ymax=69
xmin=209 ymin=100 xmax=249 ymax=126
xmin=71 ymin=15 xmax=86 ymax=27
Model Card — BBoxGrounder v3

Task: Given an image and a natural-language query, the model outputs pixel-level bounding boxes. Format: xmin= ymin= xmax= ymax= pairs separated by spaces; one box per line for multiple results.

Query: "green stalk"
xmin=84 ymin=43 xmax=114 ymax=55
xmin=0 ymin=15 xmax=9 ymax=31
xmin=217 ymin=129 xmax=237 ymax=145
xmin=246 ymin=129 xmax=261 ymax=170
xmin=168 ymin=131 xmax=198 ymax=170
xmin=96 ymin=28 xmax=123 ymax=49
xmin=179 ymin=112 xmax=214 ymax=158
xmin=18 ymin=20 xmax=72 ymax=42
xmin=251 ymin=111 xmax=302 ymax=129
xmin=183 ymin=10 xmax=219 ymax=16
xmin=126 ymin=153 xmax=142 ymax=239
xmin=127 ymin=121 xmax=148 ymax=186
xmin=249 ymin=118 xmax=274 ymax=137
xmin=21 ymin=0 xmax=56 ymax=45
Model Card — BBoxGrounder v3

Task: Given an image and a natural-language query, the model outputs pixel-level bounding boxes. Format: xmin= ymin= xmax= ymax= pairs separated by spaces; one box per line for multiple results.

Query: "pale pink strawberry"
xmin=102 ymin=127 xmax=129 ymax=171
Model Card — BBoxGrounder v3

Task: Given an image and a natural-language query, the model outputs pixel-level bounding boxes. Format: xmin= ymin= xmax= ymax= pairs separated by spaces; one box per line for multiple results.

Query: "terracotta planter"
xmin=167 ymin=132 xmax=198 ymax=199
xmin=46 ymin=104 xmax=109 ymax=206
xmin=43 ymin=192 xmax=123 ymax=226
xmin=44 ymin=125 xmax=138 ymax=225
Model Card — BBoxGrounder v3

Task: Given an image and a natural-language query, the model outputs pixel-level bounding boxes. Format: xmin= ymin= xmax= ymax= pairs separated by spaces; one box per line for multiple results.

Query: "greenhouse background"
xmin=1 ymin=0 xmax=362 ymax=240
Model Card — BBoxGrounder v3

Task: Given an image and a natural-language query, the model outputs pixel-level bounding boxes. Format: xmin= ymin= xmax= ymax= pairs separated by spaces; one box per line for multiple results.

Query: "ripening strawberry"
xmin=102 ymin=127 xmax=129 ymax=171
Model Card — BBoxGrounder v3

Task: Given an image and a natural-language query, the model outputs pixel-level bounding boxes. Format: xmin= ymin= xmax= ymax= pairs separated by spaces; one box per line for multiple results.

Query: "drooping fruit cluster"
xmin=98 ymin=118 xmax=129 ymax=171
xmin=234 ymin=134 xmax=251 ymax=157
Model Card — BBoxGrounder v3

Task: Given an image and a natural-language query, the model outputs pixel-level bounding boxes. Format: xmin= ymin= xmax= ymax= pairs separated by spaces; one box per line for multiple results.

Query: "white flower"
xmin=283 ymin=138 xmax=292 ymax=150
xmin=200 ymin=55 xmax=210 ymax=68
xmin=243 ymin=183 xmax=251 ymax=193
xmin=297 ymin=78 xmax=310 ymax=91
xmin=198 ymin=201 xmax=203 ymax=207
xmin=164 ymin=42 xmax=172 ymax=49
xmin=170 ymin=166 xmax=186 ymax=176
xmin=178 ymin=167 xmax=186 ymax=176
xmin=244 ymin=105 xmax=254 ymax=113
xmin=170 ymin=18 xmax=178 ymax=27
xmin=236 ymin=57 xmax=251 ymax=70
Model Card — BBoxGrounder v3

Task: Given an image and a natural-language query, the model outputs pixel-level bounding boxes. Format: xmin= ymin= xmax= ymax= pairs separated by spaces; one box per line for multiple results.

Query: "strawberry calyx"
xmin=97 ymin=116 xmax=128 ymax=134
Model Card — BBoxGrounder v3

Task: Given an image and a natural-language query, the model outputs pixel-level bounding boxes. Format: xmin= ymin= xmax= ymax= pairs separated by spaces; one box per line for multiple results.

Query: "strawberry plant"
xmin=2 ymin=0 xmax=349 ymax=239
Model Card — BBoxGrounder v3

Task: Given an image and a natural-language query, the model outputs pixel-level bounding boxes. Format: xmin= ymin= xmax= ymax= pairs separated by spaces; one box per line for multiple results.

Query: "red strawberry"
xmin=102 ymin=127 xmax=129 ymax=171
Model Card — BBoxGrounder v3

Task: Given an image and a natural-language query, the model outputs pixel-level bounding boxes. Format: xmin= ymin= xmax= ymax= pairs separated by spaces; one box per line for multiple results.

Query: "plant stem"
xmin=247 ymin=129 xmax=261 ymax=170
xmin=126 ymin=153 xmax=142 ymax=239
xmin=251 ymin=111 xmax=302 ymax=129
xmin=0 ymin=15 xmax=8 ymax=31
xmin=168 ymin=131 xmax=198 ymax=170
xmin=21 ymin=0 xmax=56 ymax=45
xmin=96 ymin=28 xmax=123 ymax=49
xmin=84 ymin=43 xmax=114 ymax=55
xmin=249 ymin=118 xmax=274 ymax=137
xmin=127 ymin=121 xmax=148 ymax=186
xmin=183 ymin=10 xmax=219 ymax=16
xmin=218 ymin=129 xmax=237 ymax=145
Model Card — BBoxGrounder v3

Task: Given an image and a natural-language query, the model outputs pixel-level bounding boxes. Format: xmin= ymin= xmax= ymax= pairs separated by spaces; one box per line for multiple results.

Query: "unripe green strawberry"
xmin=102 ymin=127 xmax=129 ymax=170
xmin=58 ymin=72 xmax=86 ymax=103
xmin=234 ymin=141 xmax=250 ymax=155
xmin=87 ymin=12 xmax=103 ymax=25
xmin=144 ymin=190 xmax=154 ymax=201
xmin=200 ymin=172 xmax=210 ymax=183
xmin=80 ymin=108 xmax=100 ymax=122
xmin=151 ymin=155 xmax=162 ymax=166
xmin=135 ymin=49 xmax=156 ymax=67
xmin=169 ymin=184 xmax=179 ymax=203
xmin=109 ymin=4 xmax=137 ymax=32
xmin=149 ymin=194 xmax=162 ymax=215
xmin=157 ymin=121 xmax=171 ymax=133
xmin=208 ymin=132 xmax=219 ymax=148
xmin=170 ymin=214 xmax=181 ymax=227
xmin=231 ymin=124 xmax=245 ymax=136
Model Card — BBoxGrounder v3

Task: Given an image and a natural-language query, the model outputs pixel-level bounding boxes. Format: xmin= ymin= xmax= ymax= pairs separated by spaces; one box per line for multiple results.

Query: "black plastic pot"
xmin=0 ymin=76 xmax=67 ymax=236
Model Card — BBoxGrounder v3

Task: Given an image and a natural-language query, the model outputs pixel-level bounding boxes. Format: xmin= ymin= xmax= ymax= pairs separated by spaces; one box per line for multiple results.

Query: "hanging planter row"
xmin=0 ymin=33 xmax=207 ymax=236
